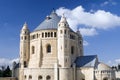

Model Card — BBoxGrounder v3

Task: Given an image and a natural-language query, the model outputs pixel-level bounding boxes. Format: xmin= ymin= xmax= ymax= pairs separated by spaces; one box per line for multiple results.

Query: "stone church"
xmin=13 ymin=10 xmax=116 ymax=80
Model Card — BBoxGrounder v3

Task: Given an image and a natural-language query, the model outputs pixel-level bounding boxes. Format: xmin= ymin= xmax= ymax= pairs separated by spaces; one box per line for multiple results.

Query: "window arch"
xmin=47 ymin=44 xmax=51 ymax=53
xmin=71 ymin=46 xmax=74 ymax=54
xmin=45 ymin=32 xmax=47 ymax=37
xmin=32 ymin=46 xmax=35 ymax=54
xmin=103 ymin=77 xmax=108 ymax=80
xmin=38 ymin=75 xmax=42 ymax=80
xmin=51 ymin=32 xmax=53 ymax=37
xmin=48 ymin=32 xmax=50 ymax=37
xmin=24 ymin=75 xmax=26 ymax=79
xmin=46 ymin=75 xmax=51 ymax=80
xmin=29 ymin=75 xmax=32 ymax=80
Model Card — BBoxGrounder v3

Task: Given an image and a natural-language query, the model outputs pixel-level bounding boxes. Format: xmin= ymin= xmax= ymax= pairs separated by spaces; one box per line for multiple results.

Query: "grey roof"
xmin=74 ymin=55 xmax=97 ymax=67
xmin=34 ymin=11 xmax=60 ymax=31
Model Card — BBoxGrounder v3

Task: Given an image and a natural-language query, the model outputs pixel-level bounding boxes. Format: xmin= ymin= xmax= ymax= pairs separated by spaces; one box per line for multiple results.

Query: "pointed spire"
xmin=60 ymin=13 xmax=67 ymax=23
xmin=52 ymin=8 xmax=55 ymax=13
xmin=22 ymin=22 xmax=28 ymax=30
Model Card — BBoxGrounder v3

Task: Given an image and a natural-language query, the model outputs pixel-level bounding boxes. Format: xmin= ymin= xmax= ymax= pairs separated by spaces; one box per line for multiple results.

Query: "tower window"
xmin=29 ymin=75 xmax=32 ymax=79
xmin=46 ymin=75 xmax=51 ymax=80
xmin=32 ymin=46 xmax=35 ymax=54
xmin=38 ymin=75 xmax=42 ymax=80
xmin=54 ymin=32 xmax=57 ymax=37
xmin=47 ymin=44 xmax=51 ymax=53
xmin=24 ymin=75 xmax=26 ymax=79
xmin=71 ymin=46 xmax=74 ymax=54
xmin=48 ymin=32 xmax=50 ymax=37
xmin=64 ymin=30 xmax=66 ymax=34
xmin=24 ymin=61 xmax=27 ymax=67
xmin=25 ymin=36 xmax=27 ymax=40
xmin=37 ymin=34 xmax=39 ymax=38
xmin=42 ymin=33 xmax=44 ymax=38
xmin=45 ymin=32 xmax=47 ymax=37
xmin=60 ymin=30 xmax=62 ymax=34
xmin=51 ymin=32 xmax=53 ymax=37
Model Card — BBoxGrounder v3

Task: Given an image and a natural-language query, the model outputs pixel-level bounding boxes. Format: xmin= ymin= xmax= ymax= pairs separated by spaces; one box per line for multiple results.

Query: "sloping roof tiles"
xmin=75 ymin=55 xmax=97 ymax=67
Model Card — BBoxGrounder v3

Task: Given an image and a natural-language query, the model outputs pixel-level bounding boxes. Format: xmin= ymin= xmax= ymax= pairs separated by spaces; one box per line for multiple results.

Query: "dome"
xmin=96 ymin=62 xmax=111 ymax=70
xmin=34 ymin=11 xmax=60 ymax=31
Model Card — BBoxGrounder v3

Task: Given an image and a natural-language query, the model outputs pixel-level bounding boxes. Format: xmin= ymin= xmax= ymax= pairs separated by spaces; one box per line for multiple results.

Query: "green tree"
xmin=3 ymin=66 xmax=11 ymax=77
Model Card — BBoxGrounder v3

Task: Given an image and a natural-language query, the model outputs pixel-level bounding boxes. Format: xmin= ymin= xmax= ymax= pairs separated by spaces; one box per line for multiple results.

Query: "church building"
xmin=13 ymin=10 xmax=116 ymax=80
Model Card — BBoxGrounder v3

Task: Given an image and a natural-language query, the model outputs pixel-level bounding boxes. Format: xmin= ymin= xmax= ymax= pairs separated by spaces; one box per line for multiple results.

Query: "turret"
xmin=76 ymin=29 xmax=83 ymax=56
xmin=20 ymin=22 xmax=30 ymax=68
xmin=57 ymin=14 xmax=71 ymax=68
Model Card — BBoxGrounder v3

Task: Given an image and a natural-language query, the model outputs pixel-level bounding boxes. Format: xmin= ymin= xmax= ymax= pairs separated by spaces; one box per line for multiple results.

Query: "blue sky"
xmin=0 ymin=0 xmax=120 ymax=66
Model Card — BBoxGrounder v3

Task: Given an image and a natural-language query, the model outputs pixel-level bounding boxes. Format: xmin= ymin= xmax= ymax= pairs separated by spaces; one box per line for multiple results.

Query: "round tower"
xmin=76 ymin=30 xmax=84 ymax=56
xmin=57 ymin=14 xmax=71 ymax=68
xmin=20 ymin=22 xmax=30 ymax=68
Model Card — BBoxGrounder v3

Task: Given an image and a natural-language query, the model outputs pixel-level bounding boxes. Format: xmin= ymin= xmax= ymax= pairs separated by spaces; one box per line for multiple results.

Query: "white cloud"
xmin=107 ymin=59 xmax=120 ymax=66
xmin=0 ymin=58 xmax=19 ymax=69
xmin=56 ymin=6 xmax=120 ymax=36
xmin=101 ymin=0 xmax=117 ymax=6
xmin=79 ymin=28 xmax=98 ymax=36
xmin=115 ymin=59 xmax=120 ymax=64
xmin=83 ymin=40 xmax=89 ymax=46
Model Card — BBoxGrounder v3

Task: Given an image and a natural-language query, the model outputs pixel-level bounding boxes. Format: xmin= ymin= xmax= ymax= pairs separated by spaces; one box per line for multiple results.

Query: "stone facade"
xmin=13 ymin=11 xmax=116 ymax=80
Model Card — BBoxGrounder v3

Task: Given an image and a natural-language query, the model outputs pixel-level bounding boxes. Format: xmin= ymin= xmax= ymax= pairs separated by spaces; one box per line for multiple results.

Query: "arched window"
xmin=46 ymin=75 xmax=51 ymax=80
xmin=60 ymin=30 xmax=62 ymax=34
xmin=24 ymin=75 xmax=26 ymax=79
xmin=32 ymin=46 xmax=35 ymax=54
xmin=64 ymin=30 xmax=66 ymax=34
xmin=38 ymin=75 xmax=42 ymax=80
xmin=48 ymin=32 xmax=50 ymax=37
xmin=29 ymin=75 xmax=32 ymax=80
xmin=47 ymin=44 xmax=51 ymax=53
xmin=24 ymin=61 xmax=27 ymax=67
xmin=71 ymin=46 xmax=74 ymax=54
xmin=42 ymin=33 xmax=44 ymax=38
xmin=45 ymin=32 xmax=47 ymax=37
xmin=51 ymin=32 xmax=53 ymax=37
xmin=103 ymin=77 xmax=108 ymax=80
xmin=54 ymin=32 xmax=56 ymax=37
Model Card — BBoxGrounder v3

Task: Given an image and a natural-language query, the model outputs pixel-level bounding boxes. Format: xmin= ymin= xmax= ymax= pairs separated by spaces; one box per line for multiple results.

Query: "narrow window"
xmin=42 ymin=33 xmax=44 ymax=38
xmin=64 ymin=30 xmax=66 ymax=34
xmin=45 ymin=32 xmax=47 ymax=37
xmin=37 ymin=34 xmax=39 ymax=38
xmin=60 ymin=30 xmax=62 ymax=34
xmin=47 ymin=44 xmax=51 ymax=53
xmin=32 ymin=46 xmax=35 ymax=54
xmin=54 ymin=32 xmax=56 ymax=37
xmin=71 ymin=46 xmax=74 ymax=54
xmin=51 ymin=32 xmax=53 ymax=37
xmin=48 ymin=32 xmax=50 ymax=37
xmin=29 ymin=75 xmax=32 ymax=80
xmin=25 ymin=36 xmax=27 ymax=40
xmin=24 ymin=61 xmax=27 ymax=67
xmin=24 ymin=75 xmax=26 ymax=79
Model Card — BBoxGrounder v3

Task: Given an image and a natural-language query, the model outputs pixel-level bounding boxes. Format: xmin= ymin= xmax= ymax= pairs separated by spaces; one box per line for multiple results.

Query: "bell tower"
xmin=76 ymin=30 xmax=84 ymax=56
xmin=20 ymin=22 xmax=30 ymax=68
xmin=57 ymin=14 xmax=71 ymax=68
